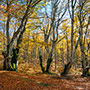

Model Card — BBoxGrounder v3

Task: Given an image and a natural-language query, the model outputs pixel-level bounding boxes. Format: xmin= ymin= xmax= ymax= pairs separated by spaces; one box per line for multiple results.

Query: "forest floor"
xmin=0 ymin=71 xmax=90 ymax=90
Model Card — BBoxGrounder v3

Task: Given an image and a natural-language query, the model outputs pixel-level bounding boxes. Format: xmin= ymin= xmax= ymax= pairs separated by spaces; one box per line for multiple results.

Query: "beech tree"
xmin=39 ymin=0 xmax=68 ymax=73
xmin=77 ymin=0 xmax=90 ymax=76
xmin=1 ymin=0 xmax=42 ymax=71
xmin=61 ymin=0 xmax=77 ymax=76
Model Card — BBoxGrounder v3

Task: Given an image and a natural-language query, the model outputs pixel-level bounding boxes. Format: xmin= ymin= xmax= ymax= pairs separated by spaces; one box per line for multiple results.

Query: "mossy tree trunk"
xmin=39 ymin=52 xmax=53 ymax=74
xmin=11 ymin=48 xmax=19 ymax=71
xmin=39 ymin=45 xmax=54 ymax=74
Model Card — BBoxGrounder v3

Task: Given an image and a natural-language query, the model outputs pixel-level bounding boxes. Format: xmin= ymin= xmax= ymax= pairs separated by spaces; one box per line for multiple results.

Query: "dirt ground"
xmin=0 ymin=71 xmax=90 ymax=90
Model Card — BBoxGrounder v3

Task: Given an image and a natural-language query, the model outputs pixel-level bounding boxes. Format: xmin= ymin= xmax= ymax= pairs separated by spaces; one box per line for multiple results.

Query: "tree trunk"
xmin=39 ymin=44 xmax=54 ymax=73
xmin=82 ymin=55 xmax=90 ymax=77
xmin=55 ymin=47 xmax=57 ymax=72
xmin=33 ymin=46 xmax=36 ymax=66
xmin=46 ymin=44 xmax=54 ymax=73
xmin=61 ymin=62 xmax=72 ymax=76
xmin=46 ymin=56 xmax=53 ymax=73
xmin=2 ymin=51 xmax=11 ymax=70
xmin=39 ymin=50 xmax=45 ymax=73
xmin=62 ymin=0 xmax=76 ymax=76
xmin=11 ymin=48 xmax=19 ymax=71
xmin=66 ymin=32 xmax=70 ymax=63
xmin=80 ymin=42 xmax=90 ymax=77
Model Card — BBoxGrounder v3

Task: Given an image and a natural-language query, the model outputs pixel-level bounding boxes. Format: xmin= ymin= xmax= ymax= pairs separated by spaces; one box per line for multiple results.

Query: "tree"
xmin=39 ymin=0 xmax=68 ymax=73
xmin=61 ymin=0 xmax=77 ymax=76
xmin=1 ymin=0 xmax=42 ymax=71
xmin=77 ymin=0 xmax=90 ymax=76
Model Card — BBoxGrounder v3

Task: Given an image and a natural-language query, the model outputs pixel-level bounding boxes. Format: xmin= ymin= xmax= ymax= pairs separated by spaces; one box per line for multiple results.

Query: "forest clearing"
xmin=0 ymin=0 xmax=90 ymax=90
